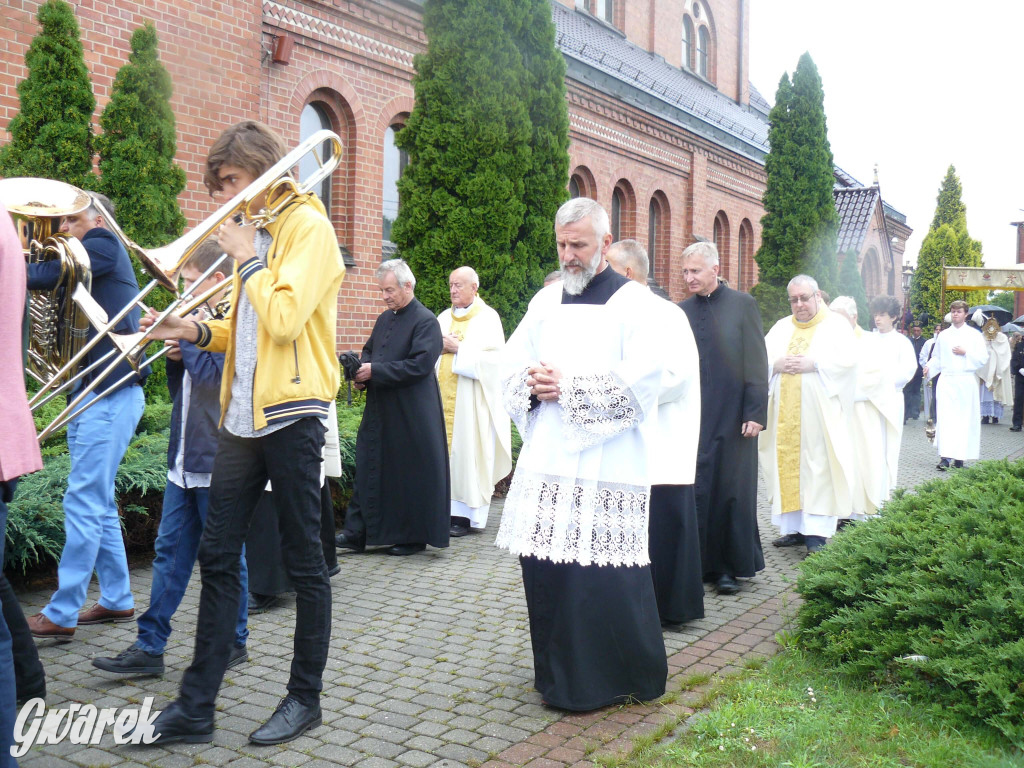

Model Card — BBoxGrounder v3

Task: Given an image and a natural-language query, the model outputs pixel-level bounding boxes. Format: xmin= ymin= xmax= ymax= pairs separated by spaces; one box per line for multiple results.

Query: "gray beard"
xmin=560 ymin=254 xmax=600 ymax=295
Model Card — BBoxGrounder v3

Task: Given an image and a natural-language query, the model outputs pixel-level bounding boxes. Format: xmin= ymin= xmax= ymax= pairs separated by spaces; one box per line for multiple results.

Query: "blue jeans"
xmin=43 ymin=385 xmax=145 ymax=628
xmin=1 ymin=481 xmax=17 ymax=767
xmin=179 ymin=419 xmax=330 ymax=718
xmin=136 ymin=482 xmax=248 ymax=654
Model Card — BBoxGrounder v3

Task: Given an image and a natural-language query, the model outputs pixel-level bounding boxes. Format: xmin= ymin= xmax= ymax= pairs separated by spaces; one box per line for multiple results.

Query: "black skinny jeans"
xmin=179 ymin=418 xmax=330 ymax=718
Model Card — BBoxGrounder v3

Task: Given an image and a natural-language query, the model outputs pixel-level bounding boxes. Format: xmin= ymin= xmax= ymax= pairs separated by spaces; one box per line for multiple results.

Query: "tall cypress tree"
xmin=837 ymin=250 xmax=869 ymax=329
xmin=96 ymin=23 xmax=186 ymax=248
xmin=509 ymin=0 xmax=570 ymax=298
xmin=910 ymin=165 xmax=985 ymax=329
xmin=753 ymin=53 xmax=839 ymax=326
xmin=393 ymin=0 xmax=568 ymax=334
xmin=0 ymin=0 xmax=96 ymax=188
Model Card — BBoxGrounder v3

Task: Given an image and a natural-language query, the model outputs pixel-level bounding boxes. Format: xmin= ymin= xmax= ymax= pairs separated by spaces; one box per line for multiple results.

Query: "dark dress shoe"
xmin=227 ymin=645 xmax=248 ymax=670
xmin=249 ymin=696 xmax=322 ymax=745
xmin=937 ymin=458 xmax=950 ymax=471
xmin=27 ymin=613 xmax=74 ymax=640
xmin=335 ymin=531 xmax=365 ymax=553
xmin=145 ymin=699 xmax=214 ymax=744
xmin=953 ymin=460 xmax=964 ymax=469
xmin=1009 ymin=425 xmax=1022 ymax=432
xmin=715 ymin=574 xmax=740 ymax=595
xmin=449 ymin=523 xmax=471 ymax=538
xmin=248 ymin=592 xmax=279 ymax=615
xmin=78 ymin=603 xmax=134 ymax=625
xmin=386 ymin=543 xmax=426 ymax=556
xmin=772 ymin=532 xmax=805 ymax=548
xmin=805 ymin=536 xmax=827 ymax=554
xmin=93 ymin=643 xmax=164 ymax=675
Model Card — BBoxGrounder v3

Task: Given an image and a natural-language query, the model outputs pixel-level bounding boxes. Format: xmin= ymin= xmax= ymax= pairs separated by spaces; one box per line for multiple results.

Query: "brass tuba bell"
xmin=0 ymin=177 xmax=94 ymax=388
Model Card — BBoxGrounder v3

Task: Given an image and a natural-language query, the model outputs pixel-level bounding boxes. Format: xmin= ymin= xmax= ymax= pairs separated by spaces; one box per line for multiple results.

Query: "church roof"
xmin=552 ymin=3 xmax=769 ymax=161
xmin=834 ymin=185 xmax=880 ymax=255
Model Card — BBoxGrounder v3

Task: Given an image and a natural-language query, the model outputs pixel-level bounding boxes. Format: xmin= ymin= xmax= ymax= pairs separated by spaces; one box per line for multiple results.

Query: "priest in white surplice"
xmin=760 ymin=275 xmax=857 ymax=555
xmin=606 ymin=239 xmax=703 ymax=622
xmin=436 ymin=266 xmax=512 ymax=537
xmin=498 ymin=198 xmax=667 ymax=711
xmin=924 ymin=300 xmax=988 ymax=469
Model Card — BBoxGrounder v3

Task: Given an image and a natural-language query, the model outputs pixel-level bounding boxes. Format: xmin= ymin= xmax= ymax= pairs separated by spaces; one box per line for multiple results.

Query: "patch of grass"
xmin=610 ymin=648 xmax=1021 ymax=768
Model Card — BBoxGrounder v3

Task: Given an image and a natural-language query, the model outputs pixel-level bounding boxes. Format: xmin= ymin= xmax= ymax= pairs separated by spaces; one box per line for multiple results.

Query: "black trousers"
xmin=179 ymin=418 xmax=330 ymax=717
xmin=1014 ymin=374 xmax=1024 ymax=429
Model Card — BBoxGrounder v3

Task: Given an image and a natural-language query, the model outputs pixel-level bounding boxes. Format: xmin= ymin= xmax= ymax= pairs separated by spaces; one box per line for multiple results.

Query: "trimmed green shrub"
xmin=797 ymin=459 xmax=1024 ymax=746
xmin=96 ymin=23 xmax=186 ymax=249
xmin=0 ymin=0 xmax=96 ymax=188
xmin=5 ymin=430 xmax=168 ymax=574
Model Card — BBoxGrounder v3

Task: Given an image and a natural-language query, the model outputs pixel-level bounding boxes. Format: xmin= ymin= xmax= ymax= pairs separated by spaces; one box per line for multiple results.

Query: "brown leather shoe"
xmin=27 ymin=613 xmax=74 ymax=640
xmin=77 ymin=603 xmax=134 ymax=625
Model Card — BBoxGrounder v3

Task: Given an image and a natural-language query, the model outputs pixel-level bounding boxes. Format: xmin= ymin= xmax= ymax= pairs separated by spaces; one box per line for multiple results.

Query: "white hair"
xmin=377 ymin=258 xmax=416 ymax=289
xmin=452 ymin=265 xmax=479 ymax=288
xmin=555 ymin=197 xmax=610 ymax=241
xmin=788 ymin=274 xmax=819 ymax=293
xmin=607 ymin=239 xmax=649 ymax=281
xmin=829 ymin=295 xmax=857 ymax=319
xmin=681 ymin=240 xmax=719 ymax=267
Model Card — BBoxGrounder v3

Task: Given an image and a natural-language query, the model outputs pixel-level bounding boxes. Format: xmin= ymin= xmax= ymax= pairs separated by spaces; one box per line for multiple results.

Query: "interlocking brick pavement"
xmin=17 ymin=414 xmax=1024 ymax=767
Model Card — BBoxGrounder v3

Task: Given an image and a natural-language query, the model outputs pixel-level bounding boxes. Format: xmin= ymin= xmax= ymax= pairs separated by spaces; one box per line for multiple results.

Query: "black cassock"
xmin=348 ymin=298 xmax=450 ymax=548
xmin=680 ymin=283 xmax=768 ymax=580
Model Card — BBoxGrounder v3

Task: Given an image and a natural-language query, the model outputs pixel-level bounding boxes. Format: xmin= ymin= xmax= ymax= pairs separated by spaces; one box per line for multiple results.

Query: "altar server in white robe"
xmin=830 ymin=296 xmax=913 ymax=518
xmin=606 ymin=239 xmax=703 ymax=622
xmin=761 ymin=276 xmax=857 ymax=554
xmin=925 ymin=300 xmax=988 ymax=469
xmin=498 ymin=198 xmax=668 ymax=711
xmin=436 ymin=266 xmax=513 ymax=537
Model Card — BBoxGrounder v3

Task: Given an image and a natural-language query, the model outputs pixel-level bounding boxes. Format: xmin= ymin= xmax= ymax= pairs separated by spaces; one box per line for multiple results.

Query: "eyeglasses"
xmin=788 ymin=294 xmax=816 ymax=305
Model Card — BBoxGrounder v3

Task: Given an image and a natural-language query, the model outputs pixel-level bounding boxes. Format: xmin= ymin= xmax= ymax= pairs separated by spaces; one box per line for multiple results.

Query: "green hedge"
xmin=797 ymin=459 xmax=1024 ymax=747
xmin=8 ymin=393 xmax=365 ymax=575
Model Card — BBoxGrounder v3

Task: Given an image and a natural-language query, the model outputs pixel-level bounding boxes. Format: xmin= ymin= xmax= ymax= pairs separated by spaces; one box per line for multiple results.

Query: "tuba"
xmin=17 ymin=129 xmax=344 ymax=441
xmin=1 ymin=179 xmax=95 ymax=388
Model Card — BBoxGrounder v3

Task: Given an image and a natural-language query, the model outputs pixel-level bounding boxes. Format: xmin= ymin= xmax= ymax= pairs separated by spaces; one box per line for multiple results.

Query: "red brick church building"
xmin=0 ymin=0 xmax=906 ymax=343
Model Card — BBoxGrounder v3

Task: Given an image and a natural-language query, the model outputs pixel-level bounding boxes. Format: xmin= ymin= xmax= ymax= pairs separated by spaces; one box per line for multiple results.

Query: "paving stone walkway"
xmin=18 ymin=415 xmax=1024 ymax=768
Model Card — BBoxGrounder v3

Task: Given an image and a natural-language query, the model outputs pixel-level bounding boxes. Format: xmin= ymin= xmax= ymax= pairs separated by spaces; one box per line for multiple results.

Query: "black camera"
xmin=339 ymin=351 xmax=361 ymax=381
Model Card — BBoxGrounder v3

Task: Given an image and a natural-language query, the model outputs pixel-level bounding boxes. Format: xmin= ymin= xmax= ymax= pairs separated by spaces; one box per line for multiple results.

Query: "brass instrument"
xmin=0 ymin=178 xmax=94 ymax=388
xmin=25 ymin=129 xmax=344 ymax=440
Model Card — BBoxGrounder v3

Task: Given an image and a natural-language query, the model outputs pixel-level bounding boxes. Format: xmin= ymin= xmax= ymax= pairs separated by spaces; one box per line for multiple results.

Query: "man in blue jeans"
xmin=26 ymin=193 xmax=147 ymax=640
xmin=92 ymin=240 xmax=249 ymax=675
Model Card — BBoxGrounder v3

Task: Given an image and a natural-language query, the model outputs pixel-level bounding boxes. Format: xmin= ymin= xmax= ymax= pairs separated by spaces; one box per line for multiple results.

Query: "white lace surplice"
xmin=496 ymin=282 xmax=663 ymax=567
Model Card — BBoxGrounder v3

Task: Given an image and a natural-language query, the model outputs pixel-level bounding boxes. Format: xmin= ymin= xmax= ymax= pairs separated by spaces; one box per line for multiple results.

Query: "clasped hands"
xmin=527 ymin=362 xmax=562 ymax=402
xmin=774 ymin=354 xmax=815 ymax=375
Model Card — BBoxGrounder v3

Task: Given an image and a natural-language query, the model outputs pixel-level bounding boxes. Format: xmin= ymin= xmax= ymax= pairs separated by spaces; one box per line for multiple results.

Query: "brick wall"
xmin=2 ymin=0 xmax=765 ymax=347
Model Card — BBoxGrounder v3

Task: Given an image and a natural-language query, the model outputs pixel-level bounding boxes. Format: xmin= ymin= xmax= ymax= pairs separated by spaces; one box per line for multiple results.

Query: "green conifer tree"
xmin=837 ymin=250 xmax=870 ymax=329
xmin=393 ymin=0 xmax=568 ymax=333
xmin=96 ymin=23 xmax=186 ymax=248
xmin=508 ymin=0 xmax=570 ymax=299
xmin=0 ymin=0 xmax=96 ymax=187
xmin=753 ymin=53 xmax=839 ymax=326
xmin=910 ymin=165 xmax=985 ymax=330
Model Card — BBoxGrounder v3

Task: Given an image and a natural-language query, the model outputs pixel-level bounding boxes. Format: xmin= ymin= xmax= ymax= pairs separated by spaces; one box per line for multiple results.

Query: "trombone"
xmin=21 ymin=128 xmax=344 ymax=440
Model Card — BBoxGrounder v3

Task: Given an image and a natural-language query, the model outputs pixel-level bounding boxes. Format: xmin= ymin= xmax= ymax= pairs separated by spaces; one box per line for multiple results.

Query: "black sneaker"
xmin=227 ymin=645 xmax=248 ymax=670
xmin=92 ymin=644 xmax=164 ymax=676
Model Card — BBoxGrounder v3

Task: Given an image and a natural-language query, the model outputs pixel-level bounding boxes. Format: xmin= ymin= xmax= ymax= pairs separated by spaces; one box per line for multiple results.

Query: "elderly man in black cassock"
xmin=335 ymin=259 xmax=450 ymax=556
xmin=679 ymin=242 xmax=768 ymax=596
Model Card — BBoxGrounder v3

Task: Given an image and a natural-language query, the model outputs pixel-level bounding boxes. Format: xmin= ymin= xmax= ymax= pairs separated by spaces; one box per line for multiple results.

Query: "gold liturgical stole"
xmin=777 ymin=310 xmax=826 ymax=514
xmin=438 ymin=301 xmax=482 ymax=452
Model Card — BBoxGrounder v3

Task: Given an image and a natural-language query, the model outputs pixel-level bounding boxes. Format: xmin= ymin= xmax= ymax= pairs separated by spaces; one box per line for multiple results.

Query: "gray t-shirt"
xmin=223 ymin=229 xmax=298 ymax=438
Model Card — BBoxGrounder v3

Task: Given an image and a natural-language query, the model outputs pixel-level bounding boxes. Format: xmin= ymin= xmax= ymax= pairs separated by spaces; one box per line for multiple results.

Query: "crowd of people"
xmin=0 ymin=119 xmax=1015 ymax=760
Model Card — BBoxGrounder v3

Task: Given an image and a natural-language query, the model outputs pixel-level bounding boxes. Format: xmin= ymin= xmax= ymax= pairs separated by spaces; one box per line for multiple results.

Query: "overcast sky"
xmin=748 ymin=1 xmax=1024 ymax=269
